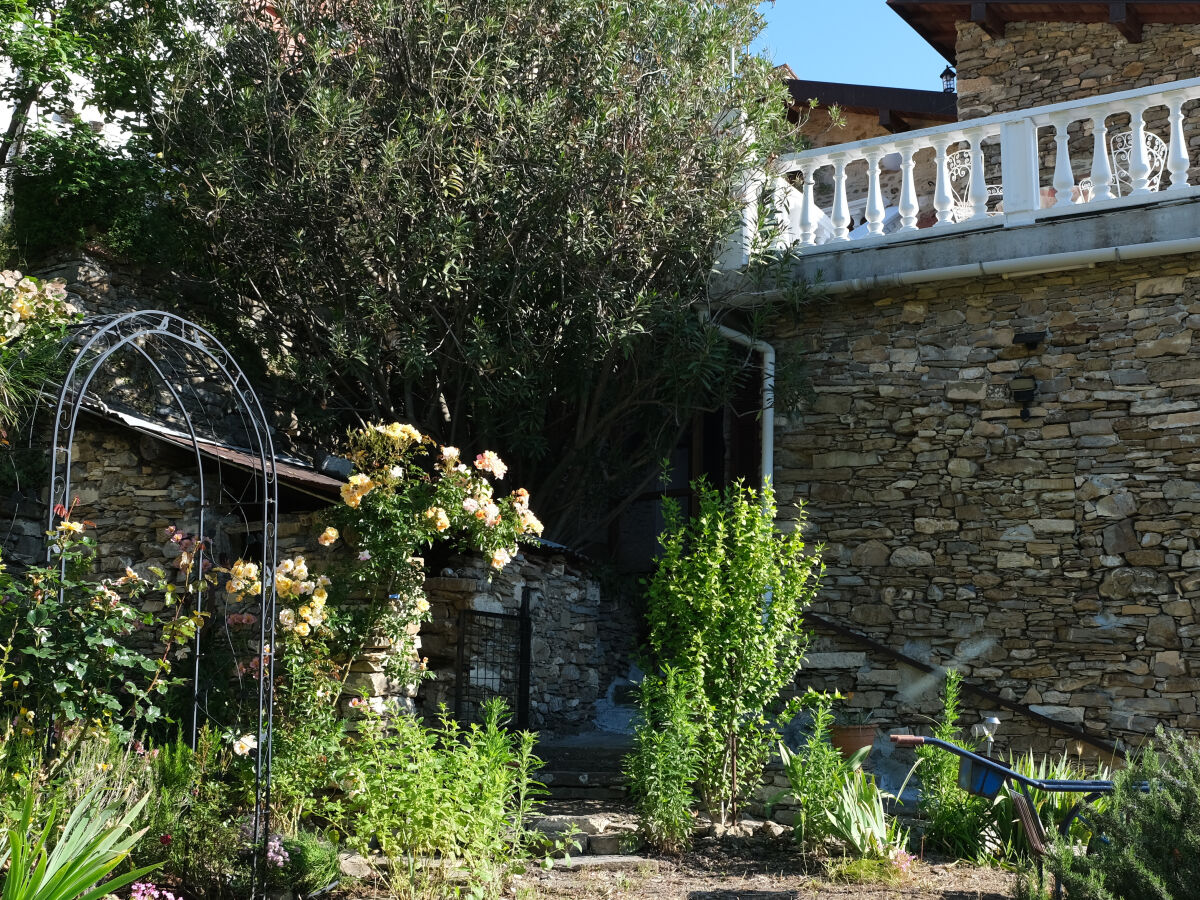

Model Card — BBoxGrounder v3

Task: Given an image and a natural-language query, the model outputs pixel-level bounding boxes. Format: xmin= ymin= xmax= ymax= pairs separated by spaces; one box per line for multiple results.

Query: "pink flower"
xmin=473 ymin=450 xmax=507 ymax=479
xmin=358 ymin=550 xmax=371 ymax=562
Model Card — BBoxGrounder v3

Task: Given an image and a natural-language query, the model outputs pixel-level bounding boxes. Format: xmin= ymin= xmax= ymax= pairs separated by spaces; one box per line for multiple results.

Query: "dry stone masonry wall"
xmin=955 ymin=21 xmax=1200 ymax=119
xmin=772 ymin=254 xmax=1200 ymax=756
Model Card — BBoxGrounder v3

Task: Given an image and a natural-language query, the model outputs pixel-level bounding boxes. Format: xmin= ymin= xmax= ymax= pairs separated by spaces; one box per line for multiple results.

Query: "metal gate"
xmin=454 ymin=586 xmax=531 ymax=728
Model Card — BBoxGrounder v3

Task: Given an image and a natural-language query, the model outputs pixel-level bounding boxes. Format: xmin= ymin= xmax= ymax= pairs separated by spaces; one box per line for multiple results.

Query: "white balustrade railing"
xmin=737 ymin=76 xmax=1200 ymax=259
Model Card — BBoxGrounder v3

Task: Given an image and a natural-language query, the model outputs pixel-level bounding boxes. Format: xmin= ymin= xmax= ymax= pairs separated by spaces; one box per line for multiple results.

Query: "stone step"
xmin=540 ymin=769 xmax=627 ymax=788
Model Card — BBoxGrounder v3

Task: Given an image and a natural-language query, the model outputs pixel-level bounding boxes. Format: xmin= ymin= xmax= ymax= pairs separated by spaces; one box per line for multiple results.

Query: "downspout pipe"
xmin=701 ymin=312 xmax=775 ymax=491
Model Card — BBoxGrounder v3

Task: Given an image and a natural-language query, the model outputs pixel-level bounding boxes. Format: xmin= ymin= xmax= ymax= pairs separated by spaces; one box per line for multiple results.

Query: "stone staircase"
xmin=536 ymin=732 xmax=632 ymax=802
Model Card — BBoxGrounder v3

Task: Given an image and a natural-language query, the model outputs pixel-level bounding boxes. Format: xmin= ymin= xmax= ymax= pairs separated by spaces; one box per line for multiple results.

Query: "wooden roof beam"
xmin=1110 ymin=1 xmax=1143 ymax=43
xmin=971 ymin=1 xmax=1006 ymax=38
xmin=878 ymin=108 xmax=913 ymax=133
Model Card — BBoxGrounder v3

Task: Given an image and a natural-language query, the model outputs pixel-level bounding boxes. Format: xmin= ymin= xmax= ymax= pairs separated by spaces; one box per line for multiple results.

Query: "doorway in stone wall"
xmin=454 ymin=586 xmax=532 ymax=728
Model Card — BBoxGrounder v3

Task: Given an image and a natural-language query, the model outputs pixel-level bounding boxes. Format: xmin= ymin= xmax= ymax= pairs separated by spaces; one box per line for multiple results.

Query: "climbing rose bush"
xmin=0 ymin=269 xmax=75 ymax=345
xmin=320 ymin=422 xmax=542 ymax=679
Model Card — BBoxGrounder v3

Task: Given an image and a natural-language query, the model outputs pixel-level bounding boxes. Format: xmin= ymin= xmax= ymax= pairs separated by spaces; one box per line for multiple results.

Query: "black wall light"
xmin=1011 ymin=375 xmax=1037 ymax=420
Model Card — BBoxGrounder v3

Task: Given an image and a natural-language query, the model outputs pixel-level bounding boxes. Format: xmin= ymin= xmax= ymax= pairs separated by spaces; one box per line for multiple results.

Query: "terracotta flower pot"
xmin=831 ymin=724 xmax=877 ymax=760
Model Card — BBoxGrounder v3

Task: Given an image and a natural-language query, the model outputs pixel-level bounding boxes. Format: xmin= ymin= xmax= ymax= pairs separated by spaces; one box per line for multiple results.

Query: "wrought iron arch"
xmin=43 ymin=310 xmax=279 ymax=896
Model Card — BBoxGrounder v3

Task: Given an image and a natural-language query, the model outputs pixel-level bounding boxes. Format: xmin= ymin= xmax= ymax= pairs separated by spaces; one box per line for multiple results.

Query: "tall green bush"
xmin=645 ymin=478 xmax=823 ymax=825
xmin=778 ymin=691 xmax=860 ymax=850
xmin=914 ymin=670 xmax=992 ymax=861
xmin=625 ymin=666 xmax=701 ymax=852
xmin=1047 ymin=729 xmax=1200 ymax=900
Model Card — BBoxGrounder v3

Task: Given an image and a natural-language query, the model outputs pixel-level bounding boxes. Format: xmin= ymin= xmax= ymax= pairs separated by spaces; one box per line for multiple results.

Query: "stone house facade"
xmin=724 ymin=1 xmax=1200 ymax=763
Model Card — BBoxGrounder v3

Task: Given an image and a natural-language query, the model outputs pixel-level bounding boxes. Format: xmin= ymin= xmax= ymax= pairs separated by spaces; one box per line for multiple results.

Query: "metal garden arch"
xmin=44 ymin=310 xmax=280 ymax=896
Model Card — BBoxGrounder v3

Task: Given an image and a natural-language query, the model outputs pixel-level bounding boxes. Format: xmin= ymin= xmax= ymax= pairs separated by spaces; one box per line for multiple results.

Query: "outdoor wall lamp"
xmin=941 ymin=65 xmax=957 ymax=93
xmin=1011 ymin=375 xmax=1037 ymax=419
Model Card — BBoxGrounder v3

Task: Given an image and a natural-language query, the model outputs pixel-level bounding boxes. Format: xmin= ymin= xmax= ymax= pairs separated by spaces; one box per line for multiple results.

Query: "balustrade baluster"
xmin=1051 ymin=115 xmax=1077 ymax=208
xmin=865 ymin=151 xmax=886 ymax=235
xmin=831 ymin=155 xmax=851 ymax=241
xmin=1128 ymin=102 xmax=1152 ymax=194
xmin=1089 ymin=112 xmax=1114 ymax=202
xmin=933 ymin=137 xmax=955 ymax=225
xmin=898 ymin=144 xmax=919 ymax=231
xmin=1166 ymin=97 xmax=1191 ymax=191
xmin=798 ymin=166 xmax=818 ymax=246
xmin=969 ymin=137 xmax=989 ymax=218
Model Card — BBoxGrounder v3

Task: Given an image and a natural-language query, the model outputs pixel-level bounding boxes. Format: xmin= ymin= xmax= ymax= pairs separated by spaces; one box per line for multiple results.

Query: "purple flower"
xmin=266 ymin=833 xmax=290 ymax=868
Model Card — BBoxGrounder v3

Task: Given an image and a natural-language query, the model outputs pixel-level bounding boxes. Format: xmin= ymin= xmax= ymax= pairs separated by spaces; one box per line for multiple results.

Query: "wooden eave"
xmin=887 ymin=1 xmax=1200 ymax=63
xmin=786 ymin=79 xmax=958 ymax=132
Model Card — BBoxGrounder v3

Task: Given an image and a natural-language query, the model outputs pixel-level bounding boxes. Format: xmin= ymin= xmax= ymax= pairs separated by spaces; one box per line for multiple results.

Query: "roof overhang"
xmin=887 ymin=1 xmax=1200 ymax=64
xmin=787 ymin=79 xmax=958 ymax=132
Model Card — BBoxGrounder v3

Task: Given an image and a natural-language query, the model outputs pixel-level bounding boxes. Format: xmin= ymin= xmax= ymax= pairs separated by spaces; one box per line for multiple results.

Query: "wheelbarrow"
xmin=891 ymin=733 xmax=1135 ymax=897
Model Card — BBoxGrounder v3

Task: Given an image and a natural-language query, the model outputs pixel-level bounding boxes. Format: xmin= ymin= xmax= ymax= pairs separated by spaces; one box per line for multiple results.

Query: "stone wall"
xmin=955 ymin=21 xmax=1200 ymax=119
xmin=769 ymin=252 xmax=1200 ymax=759
xmin=421 ymin=551 xmax=638 ymax=735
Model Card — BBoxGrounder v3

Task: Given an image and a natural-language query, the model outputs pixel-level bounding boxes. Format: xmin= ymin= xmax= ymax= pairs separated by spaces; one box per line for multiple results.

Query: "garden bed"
xmin=505 ymin=838 xmax=1015 ymax=899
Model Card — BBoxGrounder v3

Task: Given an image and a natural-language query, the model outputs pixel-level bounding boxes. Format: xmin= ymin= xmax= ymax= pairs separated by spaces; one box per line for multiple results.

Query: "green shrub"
xmin=347 ymin=698 xmax=544 ymax=899
xmin=282 ymin=830 xmax=341 ymax=895
xmin=626 ymin=666 xmax=701 ymax=853
xmin=645 ymin=478 xmax=822 ymax=825
xmin=1047 ymin=729 xmax=1200 ymax=900
xmin=777 ymin=690 xmax=863 ymax=851
xmin=913 ymin=670 xmax=993 ymax=861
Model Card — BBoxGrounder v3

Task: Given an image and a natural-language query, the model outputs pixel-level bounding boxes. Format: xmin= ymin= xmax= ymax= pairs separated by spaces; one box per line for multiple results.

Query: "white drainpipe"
xmin=704 ymin=316 xmax=775 ymax=491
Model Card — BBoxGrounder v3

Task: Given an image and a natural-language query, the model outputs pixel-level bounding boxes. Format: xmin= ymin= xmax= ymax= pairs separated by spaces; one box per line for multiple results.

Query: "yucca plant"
xmin=1 ymin=782 xmax=158 ymax=900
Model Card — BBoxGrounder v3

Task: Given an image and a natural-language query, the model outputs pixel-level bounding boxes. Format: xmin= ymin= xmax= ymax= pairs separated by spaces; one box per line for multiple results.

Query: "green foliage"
xmin=0 ymin=781 xmax=157 ymax=900
xmin=777 ymin=690 xmax=865 ymax=850
xmin=0 ymin=528 xmax=202 ymax=738
xmin=1047 ymin=729 xmax=1200 ymax=900
xmin=0 ymin=269 xmax=76 ymax=432
xmin=625 ymin=666 xmax=701 ymax=853
xmin=158 ymin=0 xmax=802 ymax=543
xmin=5 ymin=125 xmax=186 ymax=265
xmin=824 ymin=856 xmax=904 ymax=886
xmin=645 ymin=478 xmax=822 ymax=824
xmin=280 ymin=831 xmax=341 ymax=896
xmin=993 ymin=751 xmax=1110 ymax=861
xmin=914 ymin=670 xmax=992 ymax=861
xmin=823 ymin=768 xmax=907 ymax=860
xmin=0 ymin=0 xmax=207 ymax=261
xmin=346 ymin=699 xmax=545 ymax=899
xmin=137 ymin=729 xmax=245 ymax=898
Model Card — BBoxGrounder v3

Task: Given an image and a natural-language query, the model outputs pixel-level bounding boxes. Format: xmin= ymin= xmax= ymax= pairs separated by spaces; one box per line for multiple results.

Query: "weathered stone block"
xmin=889 ymin=547 xmax=933 ymax=567
xmin=851 ymin=539 xmax=890 ymax=567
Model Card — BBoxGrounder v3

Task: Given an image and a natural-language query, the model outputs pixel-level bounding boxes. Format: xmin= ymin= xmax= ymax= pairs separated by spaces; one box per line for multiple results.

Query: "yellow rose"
xmin=318 ymin=526 xmax=339 ymax=547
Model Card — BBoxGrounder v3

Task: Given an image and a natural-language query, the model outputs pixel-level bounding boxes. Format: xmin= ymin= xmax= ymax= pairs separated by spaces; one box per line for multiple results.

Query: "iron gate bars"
xmin=455 ymin=585 xmax=531 ymax=730
xmin=44 ymin=310 xmax=279 ymax=898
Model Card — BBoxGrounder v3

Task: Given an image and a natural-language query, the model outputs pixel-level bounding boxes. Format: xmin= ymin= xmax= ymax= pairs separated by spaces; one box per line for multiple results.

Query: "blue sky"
xmin=753 ymin=1 xmax=951 ymax=92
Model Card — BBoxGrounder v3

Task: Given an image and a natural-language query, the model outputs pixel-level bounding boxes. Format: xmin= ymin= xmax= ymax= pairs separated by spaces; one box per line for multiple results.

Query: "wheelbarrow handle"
xmin=890 ymin=734 xmax=926 ymax=747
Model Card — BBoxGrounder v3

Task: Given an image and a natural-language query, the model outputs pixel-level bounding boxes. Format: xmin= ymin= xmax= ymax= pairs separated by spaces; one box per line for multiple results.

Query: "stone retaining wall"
xmin=769 ymin=253 xmax=1200 ymax=759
